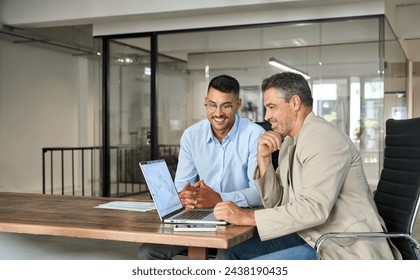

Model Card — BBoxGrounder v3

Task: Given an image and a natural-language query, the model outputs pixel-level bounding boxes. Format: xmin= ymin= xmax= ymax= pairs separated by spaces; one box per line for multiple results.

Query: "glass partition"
xmin=108 ymin=38 xmax=151 ymax=195
xmin=154 ymin=16 xmax=406 ymax=189
xmin=384 ymin=17 xmax=407 ymax=121
xmin=102 ymin=16 xmax=407 ymax=194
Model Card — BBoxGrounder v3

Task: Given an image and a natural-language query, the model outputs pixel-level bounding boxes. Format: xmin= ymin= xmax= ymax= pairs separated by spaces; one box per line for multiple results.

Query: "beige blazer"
xmin=254 ymin=112 xmax=399 ymax=259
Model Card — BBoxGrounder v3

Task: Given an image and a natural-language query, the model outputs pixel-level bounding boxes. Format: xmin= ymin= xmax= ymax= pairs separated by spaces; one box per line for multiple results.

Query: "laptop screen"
xmin=139 ymin=160 xmax=183 ymax=218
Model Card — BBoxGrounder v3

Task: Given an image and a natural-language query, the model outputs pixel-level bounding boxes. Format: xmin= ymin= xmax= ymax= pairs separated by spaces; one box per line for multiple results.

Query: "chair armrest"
xmin=314 ymin=232 xmax=420 ymax=260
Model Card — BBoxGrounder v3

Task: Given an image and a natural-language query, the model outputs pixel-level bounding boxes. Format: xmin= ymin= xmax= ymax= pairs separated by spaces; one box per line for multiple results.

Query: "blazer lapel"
xmin=279 ymin=137 xmax=296 ymax=193
xmin=287 ymin=144 xmax=296 ymax=191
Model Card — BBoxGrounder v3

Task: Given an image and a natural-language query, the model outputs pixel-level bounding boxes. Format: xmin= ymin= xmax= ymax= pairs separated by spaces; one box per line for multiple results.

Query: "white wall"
xmin=0 ymin=39 xmax=97 ymax=193
xmin=413 ymin=75 xmax=420 ymax=118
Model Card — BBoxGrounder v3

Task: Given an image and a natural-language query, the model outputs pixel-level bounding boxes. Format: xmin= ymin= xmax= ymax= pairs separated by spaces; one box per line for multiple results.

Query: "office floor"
xmin=0 ymin=232 xmax=141 ymax=260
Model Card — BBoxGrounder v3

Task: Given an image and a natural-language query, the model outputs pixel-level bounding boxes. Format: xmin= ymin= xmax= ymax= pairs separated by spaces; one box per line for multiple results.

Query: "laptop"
xmin=139 ymin=159 xmax=227 ymax=225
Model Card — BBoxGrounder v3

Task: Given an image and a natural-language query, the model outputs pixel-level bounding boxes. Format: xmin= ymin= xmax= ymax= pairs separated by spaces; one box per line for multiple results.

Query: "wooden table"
xmin=0 ymin=192 xmax=256 ymax=260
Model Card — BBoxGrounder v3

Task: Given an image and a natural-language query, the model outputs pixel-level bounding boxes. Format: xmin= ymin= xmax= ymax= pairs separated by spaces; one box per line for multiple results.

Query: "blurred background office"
xmin=0 ymin=0 xmax=419 ymax=202
xmin=1 ymin=0 xmax=420 ymax=260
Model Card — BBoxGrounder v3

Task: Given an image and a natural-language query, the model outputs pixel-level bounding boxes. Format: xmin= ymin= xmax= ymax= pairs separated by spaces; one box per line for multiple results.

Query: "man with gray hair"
xmin=215 ymin=72 xmax=399 ymax=260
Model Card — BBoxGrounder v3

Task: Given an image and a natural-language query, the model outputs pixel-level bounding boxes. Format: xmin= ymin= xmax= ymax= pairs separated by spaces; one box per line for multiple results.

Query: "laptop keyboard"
xmin=173 ymin=210 xmax=210 ymax=220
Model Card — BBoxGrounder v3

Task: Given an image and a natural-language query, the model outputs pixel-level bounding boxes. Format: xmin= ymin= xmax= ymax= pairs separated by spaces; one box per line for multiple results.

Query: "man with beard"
xmin=214 ymin=72 xmax=399 ymax=260
xmin=138 ymin=75 xmax=265 ymax=260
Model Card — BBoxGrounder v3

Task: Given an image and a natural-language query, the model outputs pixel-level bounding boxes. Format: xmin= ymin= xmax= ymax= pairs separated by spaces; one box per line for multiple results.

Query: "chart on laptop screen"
xmin=141 ymin=161 xmax=180 ymax=216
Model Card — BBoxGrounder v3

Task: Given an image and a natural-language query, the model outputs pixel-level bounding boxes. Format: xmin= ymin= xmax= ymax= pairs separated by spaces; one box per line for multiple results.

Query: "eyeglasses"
xmin=204 ymin=100 xmax=237 ymax=112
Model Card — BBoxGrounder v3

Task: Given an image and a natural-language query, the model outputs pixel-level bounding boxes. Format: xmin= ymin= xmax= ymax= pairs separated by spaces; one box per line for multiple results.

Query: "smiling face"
xmin=205 ymin=87 xmax=241 ymax=141
xmin=263 ymin=87 xmax=295 ymax=138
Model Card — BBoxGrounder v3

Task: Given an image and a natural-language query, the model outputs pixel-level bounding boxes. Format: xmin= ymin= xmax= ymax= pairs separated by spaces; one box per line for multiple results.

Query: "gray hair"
xmin=261 ymin=72 xmax=313 ymax=107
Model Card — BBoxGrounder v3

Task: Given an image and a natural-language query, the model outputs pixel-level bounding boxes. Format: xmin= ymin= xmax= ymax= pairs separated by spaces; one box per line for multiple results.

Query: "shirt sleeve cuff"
xmin=220 ymin=188 xmax=262 ymax=208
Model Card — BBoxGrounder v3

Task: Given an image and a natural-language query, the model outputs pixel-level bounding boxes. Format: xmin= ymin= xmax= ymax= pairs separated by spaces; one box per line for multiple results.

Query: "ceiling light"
xmin=269 ymin=57 xmax=310 ymax=80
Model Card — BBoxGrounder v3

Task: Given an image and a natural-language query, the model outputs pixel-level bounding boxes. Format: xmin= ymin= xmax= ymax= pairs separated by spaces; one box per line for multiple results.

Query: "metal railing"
xmin=42 ymin=145 xmax=179 ymax=197
xmin=42 ymin=146 xmax=99 ymax=196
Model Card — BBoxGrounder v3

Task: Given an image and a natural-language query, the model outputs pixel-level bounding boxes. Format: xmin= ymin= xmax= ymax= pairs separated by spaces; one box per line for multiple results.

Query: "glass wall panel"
xmin=157 ymin=55 xmax=188 ymax=177
xmin=155 ymin=16 xmax=406 ymax=189
xmin=108 ymin=38 xmax=151 ymax=195
xmin=101 ymin=16 xmax=406 ymax=193
xmin=384 ymin=18 xmax=407 ymax=121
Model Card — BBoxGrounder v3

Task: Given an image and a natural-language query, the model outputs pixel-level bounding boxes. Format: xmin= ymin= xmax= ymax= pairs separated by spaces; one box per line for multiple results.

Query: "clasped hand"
xmin=178 ymin=180 xmax=222 ymax=209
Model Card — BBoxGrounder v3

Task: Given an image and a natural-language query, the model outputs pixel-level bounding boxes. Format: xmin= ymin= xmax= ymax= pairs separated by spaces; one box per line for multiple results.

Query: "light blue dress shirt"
xmin=174 ymin=114 xmax=265 ymax=208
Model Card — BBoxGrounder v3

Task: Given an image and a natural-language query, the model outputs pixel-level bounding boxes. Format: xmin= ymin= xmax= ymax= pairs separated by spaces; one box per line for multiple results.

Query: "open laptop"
xmin=139 ymin=159 xmax=227 ymax=225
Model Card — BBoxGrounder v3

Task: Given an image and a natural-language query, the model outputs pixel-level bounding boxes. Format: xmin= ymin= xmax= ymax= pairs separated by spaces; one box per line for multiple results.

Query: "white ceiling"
xmin=0 ymin=0 xmax=419 ymax=60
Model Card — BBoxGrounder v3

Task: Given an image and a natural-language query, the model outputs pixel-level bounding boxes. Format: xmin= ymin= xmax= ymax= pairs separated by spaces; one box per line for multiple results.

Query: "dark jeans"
xmin=227 ymin=233 xmax=316 ymax=260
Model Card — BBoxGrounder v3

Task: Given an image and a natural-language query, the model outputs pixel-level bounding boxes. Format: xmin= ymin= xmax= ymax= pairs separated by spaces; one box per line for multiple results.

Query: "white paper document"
xmin=95 ymin=201 xmax=156 ymax=212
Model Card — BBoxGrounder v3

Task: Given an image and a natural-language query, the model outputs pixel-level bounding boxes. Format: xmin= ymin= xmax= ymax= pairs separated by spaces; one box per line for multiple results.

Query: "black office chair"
xmin=315 ymin=117 xmax=420 ymax=260
xmin=256 ymin=121 xmax=279 ymax=169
